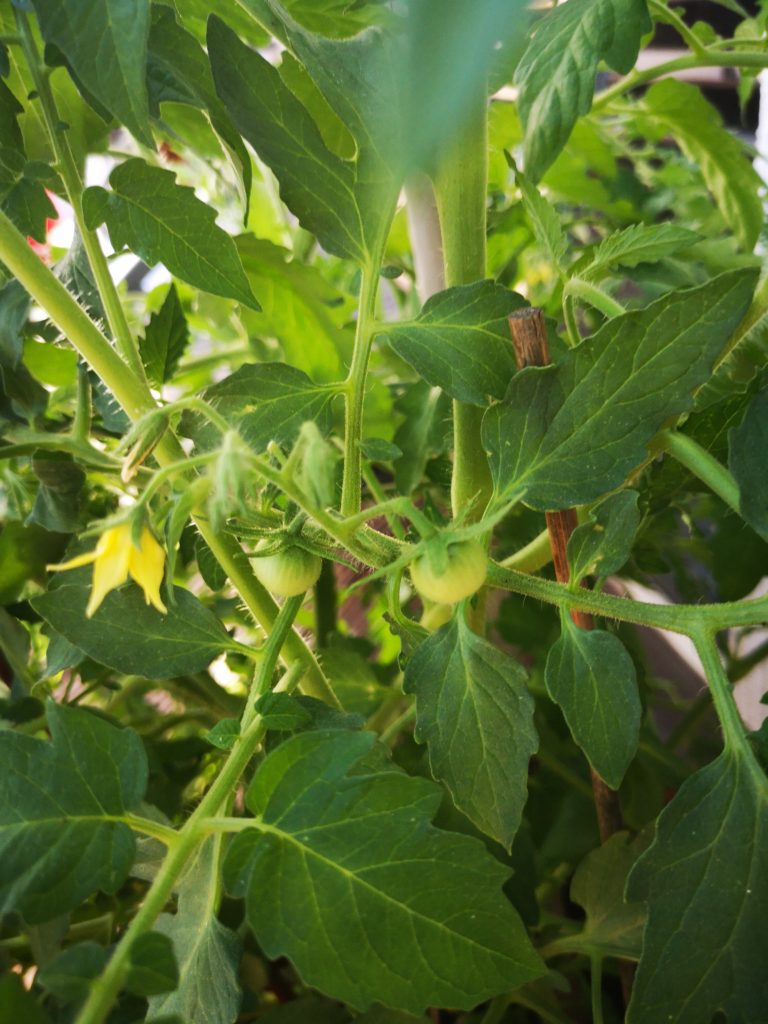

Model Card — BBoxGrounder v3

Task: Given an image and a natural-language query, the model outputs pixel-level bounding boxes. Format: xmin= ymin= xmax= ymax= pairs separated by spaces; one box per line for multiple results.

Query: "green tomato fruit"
xmin=253 ymin=541 xmax=322 ymax=597
xmin=410 ymin=539 xmax=487 ymax=604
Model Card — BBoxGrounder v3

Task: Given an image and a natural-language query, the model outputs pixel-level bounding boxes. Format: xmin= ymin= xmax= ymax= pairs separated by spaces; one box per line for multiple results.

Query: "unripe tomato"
xmin=252 ymin=541 xmax=322 ymax=597
xmin=410 ymin=539 xmax=487 ymax=604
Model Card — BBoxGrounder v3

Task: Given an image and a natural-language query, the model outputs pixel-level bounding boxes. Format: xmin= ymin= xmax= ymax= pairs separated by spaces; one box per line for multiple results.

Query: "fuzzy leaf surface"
xmin=0 ymin=702 xmax=147 ymax=922
xmin=403 ymin=616 xmax=537 ymax=850
xmin=729 ymin=388 xmax=768 ymax=541
xmin=224 ymin=730 xmax=544 ymax=1013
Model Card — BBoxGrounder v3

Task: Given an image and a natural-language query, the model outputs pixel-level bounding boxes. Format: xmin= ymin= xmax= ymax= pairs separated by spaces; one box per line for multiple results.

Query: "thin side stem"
xmin=565 ymin=278 xmax=625 ymax=319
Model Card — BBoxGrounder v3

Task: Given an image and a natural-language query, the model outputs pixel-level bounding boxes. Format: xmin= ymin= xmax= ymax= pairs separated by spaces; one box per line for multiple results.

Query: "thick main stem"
xmin=16 ymin=9 xmax=146 ymax=382
xmin=433 ymin=83 xmax=493 ymax=521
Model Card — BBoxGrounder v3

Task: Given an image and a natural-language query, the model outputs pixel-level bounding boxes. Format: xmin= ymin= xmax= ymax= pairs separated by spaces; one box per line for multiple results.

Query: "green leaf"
xmin=27 ymin=452 xmax=85 ymax=534
xmin=545 ymin=619 xmax=640 ymax=788
xmin=0 ymin=701 xmax=147 ymax=922
xmin=208 ymin=16 xmax=365 ymax=263
xmin=514 ymin=166 xmax=567 ymax=271
xmin=81 ymin=159 xmax=259 ymax=310
xmin=206 ymin=718 xmax=241 ymax=751
xmin=382 ymin=281 xmax=525 ymax=406
xmin=393 ymin=382 xmax=451 ymax=495
xmin=567 ymin=490 xmax=641 ymax=584
xmin=514 ymin=0 xmax=651 ymax=180
xmin=584 ymin=223 xmax=699 ymax=277
xmin=2 ymin=161 xmax=57 ymax=243
xmin=187 ymin=362 xmax=334 ymax=453
xmin=563 ymin=831 xmax=649 ymax=959
xmin=0 ymin=278 xmax=30 ymax=367
xmin=254 ymin=691 xmax=313 ymax=731
xmin=146 ymin=5 xmax=252 ymax=217
xmin=140 ymin=284 xmax=189 ymax=387
xmin=483 ymin=269 xmax=757 ymax=510
xmin=236 ymin=236 xmax=349 ymax=381
xmin=403 ymin=616 xmax=537 ymax=851
xmin=126 ymin=932 xmax=179 ymax=997
xmin=32 ymin=583 xmax=234 ymax=679
xmin=729 ymin=389 xmax=768 ymax=541
xmin=241 ymin=0 xmax=401 ymax=250
xmin=224 ymin=730 xmax=544 ymax=1013
xmin=30 ymin=0 xmax=153 ymax=146
xmin=642 ymin=80 xmax=764 ymax=250
xmin=627 ymin=749 xmax=768 ymax=1023
xmin=37 ymin=942 xmax=108 ymax=1003
xmin=148 ymin=839 xmax=242 ymax=1024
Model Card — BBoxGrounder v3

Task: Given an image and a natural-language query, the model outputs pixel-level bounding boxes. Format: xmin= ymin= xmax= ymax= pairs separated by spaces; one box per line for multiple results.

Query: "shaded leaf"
xmin=567 ymin=490 xmax=641 ymax=584
xmin=33 ymin=583 xmax=235 ymax=679
xmin=383 ymin=281 xmax=524 ymax=405
xmin=729 ymin=388 xmax=768 ymax=541
xmin=0 ymin=701 xmax=147 ymax=922
xmin=126 ymin=932 xmax=179 ymax=997
xmin=82 ymin=158 xmax=259 ymax=309
xmin=483 ymin=269 xmax=757 ymax=510
xmin=403 ymin=615 xmax=537 ymax=850
xmin=224 ymin=730 xmax=544 ymax=1013
xmin=545 ymin=619 xmax=640 ymax=788
xmin=564 ymin=831 xmax=649 ymax=959
xmin=643 ymin=79 xmax=763 ymax=250
xmin=31 ymin=0 xmax=152 ymax=146
xmin=37 ymin=942 xmax=108 ymax=1003
xmin=627 ymin=749 xmax=768 ymax=1024
xmin=514 ymin=166 xmax=567 ymax=270
xmin=140 ymin=284 xmax=189 ymax=387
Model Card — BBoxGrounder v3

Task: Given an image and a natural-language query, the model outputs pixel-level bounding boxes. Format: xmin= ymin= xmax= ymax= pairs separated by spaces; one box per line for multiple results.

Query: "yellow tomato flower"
xmin=47 ymin=523 xmax=168 ymax=618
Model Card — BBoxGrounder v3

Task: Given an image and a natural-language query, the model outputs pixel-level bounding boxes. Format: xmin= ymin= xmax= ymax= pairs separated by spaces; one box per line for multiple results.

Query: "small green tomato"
xmin=410 ymin=539 xmax=487 ymax=605
xmin=252 ymin=540 xmax=322 ymax=597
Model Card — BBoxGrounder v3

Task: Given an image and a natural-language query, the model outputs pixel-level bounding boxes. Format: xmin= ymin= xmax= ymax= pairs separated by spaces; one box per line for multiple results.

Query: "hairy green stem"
xmin=659 ymin=429 xmax=741 ymax=514
xmin=691 ymin=629 xmax=749 ymax=752
xmin=242 ymin=593 xmax=303 ymax=727
xmin=487 ymin=562 xmax=768 ymax=634
xmin=16 ymin=9 xmax=146 ymax=382
xmin=565 ymin=278 xmax=625 ymax=319
xmin=341 ymin=265 xmax=379 ymax=517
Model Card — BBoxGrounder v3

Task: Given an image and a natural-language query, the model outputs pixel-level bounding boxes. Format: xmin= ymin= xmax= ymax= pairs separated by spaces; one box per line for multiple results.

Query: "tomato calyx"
xmin=409 ymin=537 xmax=487 ymax=605
xmin=251 ymin=538 xmax=322 ymax=597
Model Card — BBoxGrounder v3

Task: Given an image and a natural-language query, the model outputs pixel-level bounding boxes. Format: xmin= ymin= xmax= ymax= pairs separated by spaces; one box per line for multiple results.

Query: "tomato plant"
xmin=1 ymin=2 xmax=767 ymax=1023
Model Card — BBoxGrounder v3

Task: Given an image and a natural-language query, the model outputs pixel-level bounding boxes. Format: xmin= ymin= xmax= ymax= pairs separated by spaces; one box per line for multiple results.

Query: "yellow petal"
xmin=85 ymin=526 xmax=132 ymax=618
xmin=46 ymin=549 xmax=98 ymax=572
xmin=128 ymin=527 xmax=167 ymax=615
